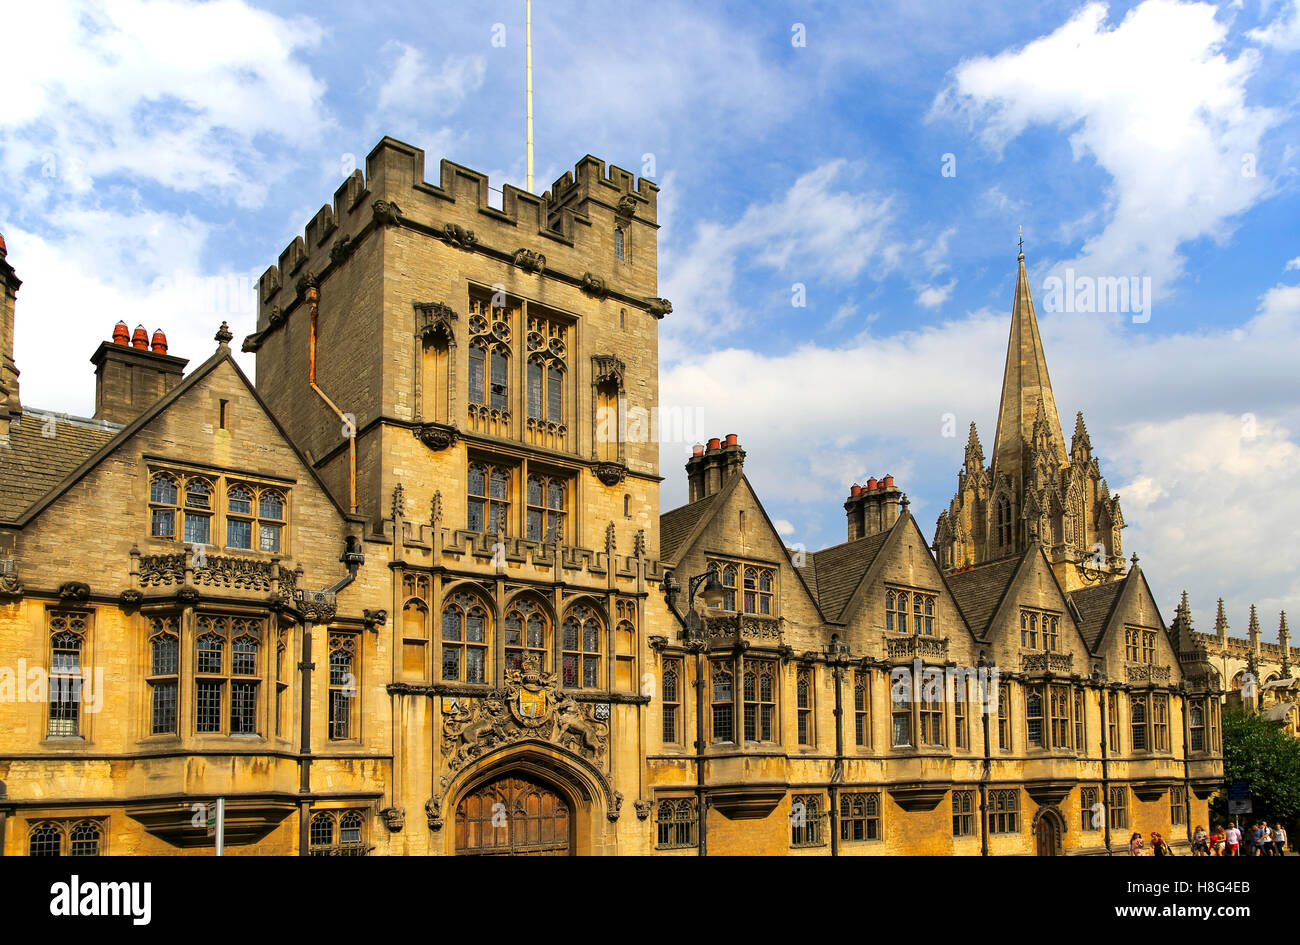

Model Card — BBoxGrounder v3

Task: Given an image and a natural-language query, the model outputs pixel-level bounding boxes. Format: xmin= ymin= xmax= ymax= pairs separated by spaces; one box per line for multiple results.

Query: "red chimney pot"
xmin=866 ymin=477 xmax=878 ymax=490
xmin=131 ymin=325 xmax=149 ymax=349
xmin=150 ymin=329 xmax=168 ymax=354
xmin=707 ymin=437 xmax=721 ymax=451
xmin=883 ymin=475 xmax=895 ymax=488
xmin=724 ymin=433 xmax=738 ymax=447
xmin=112 ymin=321 xmax=130 ymax=345
xmin=692 ymin=444 xmax=705 ymax=457
xmin=850 ymin=484 xmax=862 ymax=497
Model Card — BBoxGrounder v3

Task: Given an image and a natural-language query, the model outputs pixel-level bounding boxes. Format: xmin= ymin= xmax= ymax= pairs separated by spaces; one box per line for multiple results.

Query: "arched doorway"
xmin=1033 ymin=807 xmax=1064 ymax=856
xmin=454 ymin=773 xmax=572 ymax=856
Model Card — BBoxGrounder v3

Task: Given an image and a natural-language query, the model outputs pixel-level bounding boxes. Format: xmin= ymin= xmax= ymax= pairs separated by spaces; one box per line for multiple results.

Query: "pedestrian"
xmin=1225 ymin=821 xmax=1241 ymax=856
xmin=1211 ymin=825 xmax=1225 ymax=856
xmin=1274 ymin=823 xmax=1287 ymax=856
xmin=1192 ymin=825 xmax=1208 ymax=856
xmin=1259 ymin=822 xmax=1273 ymax=856
xmin=1129 ymin=831 xmax=1144 ymax=856
xmin=1151 ymin=832 xmax=1171 ymax=856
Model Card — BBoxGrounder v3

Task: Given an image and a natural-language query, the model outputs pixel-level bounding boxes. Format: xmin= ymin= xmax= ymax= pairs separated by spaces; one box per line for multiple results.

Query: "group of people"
xmin=1129 ymin=822 xmax=1290 ymax=855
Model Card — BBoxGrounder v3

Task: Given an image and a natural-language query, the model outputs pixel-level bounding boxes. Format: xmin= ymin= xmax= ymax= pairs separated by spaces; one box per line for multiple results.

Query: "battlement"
xmin=254 ymin=136 xmax=660 ymax=331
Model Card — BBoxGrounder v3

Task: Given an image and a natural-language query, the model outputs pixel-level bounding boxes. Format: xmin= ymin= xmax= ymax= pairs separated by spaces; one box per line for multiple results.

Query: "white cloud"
xmin=934 ymin=0 xmax=1279 ymax=297
xmin=916 ymin=280 xmax=956 ymax=308
xmin=773 ymin=519 xmax=796 ymax=537
xmin=377 ymin=43 xmax=485 ymax=115
xmin=1286 ymin=256 xmax=1300 ymax=271
xmin=1249 ymin=0 xmax=1300 ymax=49
xmin=660 ymin=160 xmax=902 ymax=353
xmin=0 ymin=0 xmax=328 ymax=208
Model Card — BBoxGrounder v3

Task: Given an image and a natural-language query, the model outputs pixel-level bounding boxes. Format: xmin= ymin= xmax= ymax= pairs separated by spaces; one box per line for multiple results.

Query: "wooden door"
xmin=455 ymin=774 xmax=571 ymax=856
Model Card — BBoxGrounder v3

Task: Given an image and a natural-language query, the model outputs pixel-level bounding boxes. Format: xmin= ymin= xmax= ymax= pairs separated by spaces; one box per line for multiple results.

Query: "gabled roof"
xmin=0 ymin=410 xmax=120 ymax=521
xmin=7 ymin=341 xmax=354 ymax=528
xmin=1068 ymin=577 xmax=1128 ymax=650
xmin=945 ymin=553 xmax=1024 ymax=638
xmin=659 ymin=494 xmax=717 ymax=564
xmin=801 ymin=528 xmax=893 ymax=623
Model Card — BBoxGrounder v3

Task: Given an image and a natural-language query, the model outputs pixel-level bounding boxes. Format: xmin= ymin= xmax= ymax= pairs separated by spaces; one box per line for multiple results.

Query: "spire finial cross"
xmin=1018 ymin=225 xmax=1023 ymax=256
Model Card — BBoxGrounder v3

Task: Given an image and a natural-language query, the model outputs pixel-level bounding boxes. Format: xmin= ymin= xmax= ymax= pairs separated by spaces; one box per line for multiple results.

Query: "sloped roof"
xmin=1069 ymin=578 xmax=1127 ymax=650
xmin=1264 ymin=701 xmax=1297 ymax=723
xmin=945 ymin=554 xmax=1023 ymax=637
xmin=659 ymin=494 xmax=717 ymax=564
xmin=801 ymin=530 xmax=892 ymax=622
xmin=0 ymin=410 xmax=121 ymax=521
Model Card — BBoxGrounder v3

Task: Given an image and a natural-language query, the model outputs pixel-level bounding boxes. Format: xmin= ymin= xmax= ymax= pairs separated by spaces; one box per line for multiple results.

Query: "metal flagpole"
xmin=215 ymin=796 xmax=225 ymax=856
xmin=526 ymin=0 xmax=534 ymax=192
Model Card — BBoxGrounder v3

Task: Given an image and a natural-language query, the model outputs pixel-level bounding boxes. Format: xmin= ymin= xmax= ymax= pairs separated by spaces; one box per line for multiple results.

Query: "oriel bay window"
xmin=661 ymin=658 xmax=682 ymax=744
xmin=1190 ymin=699 xmax=1208 ymax=751
xmin=1152 ymin=693 xmax=1170 ymax=751
xmin=1049 ymin=685 xmax=1071 ymax=748
xmin=988 ymin=790 xmax=1020 ymax=834
xmin=225 ymin=484 xmax=286 ymax=552
xmin=796 ymin=665 xmax=813 ymax=745
xmin=1026 ymin=688 xmax=1044 ymax=747
xmin=711 ymin=662 xmax=734 ymax=744
xmin=1130 ymin=694 xmax=1148 ymax=751
xmin=919 ymin=679 xmax=944 ymax=746
xmin=1021 ymin=609 xmax=1061 ymax=651
xmin=840 ymin=793 xmax=881 ymax=842
xmin=854 ymin=671 xmax=870 ymax=747
xmin=194 ymin=615 xmax=263 ymax=736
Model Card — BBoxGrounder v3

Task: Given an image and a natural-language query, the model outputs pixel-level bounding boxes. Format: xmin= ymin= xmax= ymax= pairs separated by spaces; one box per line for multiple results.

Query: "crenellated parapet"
xmin=247 ymin=137 xmax=662 ymax=352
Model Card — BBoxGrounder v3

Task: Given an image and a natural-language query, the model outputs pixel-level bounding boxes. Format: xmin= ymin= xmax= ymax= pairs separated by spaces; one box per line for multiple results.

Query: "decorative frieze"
xmin=1126 ymin=663 xmax=1172 ymax=683
xmin=1021 ymin=651 xmax=1075 ymax=673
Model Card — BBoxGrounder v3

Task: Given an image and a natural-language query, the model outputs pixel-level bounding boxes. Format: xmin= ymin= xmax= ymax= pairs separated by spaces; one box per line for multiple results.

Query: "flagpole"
xmin=526 ymin=0 xmax=534 ymax=193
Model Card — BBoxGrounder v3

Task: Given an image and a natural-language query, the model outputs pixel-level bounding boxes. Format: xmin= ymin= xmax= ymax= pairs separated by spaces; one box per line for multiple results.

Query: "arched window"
xmin=48 ymin=613 xmax=86 ymax=737
xmin=467 ymin=463 xmax=511 ymax=536
xmin=29 ymin=823 xmax=62 ymax=856
xmin=525 ymin=474 xmax=566 ymax=543
xmin=614 ymin=227 xmax=625 ymax=261
xmin=69 ymin=821 xmax=101 ymax=856
xmin=328 ymin=634 xmax=357 ymax=739
xmin=1026 ymin=690 xmax=1043 ymax=746
xmin=561 ymin=605 xmax=602 ymax=689
xmin=149 ymin=472 xmax=179 ymax=537
xmin=504 ymin=599 xmax=548 ymax=673
xmin=720 ymin=564 xmax=737 ymax=611
xmin=468 ymin=342 xmax=487 ymax=406
xmin=195 ymin=615 xmax=264 ymax=736
xmin=184 ymin=478 xmax=213 ymax=544
xmin=307 ymin=810 xmax=368 ymax=855
xmin=711 ymin=663 xmax=734 ymax=743
xmin=655 ymin=798 xmax=696 ymax=849
xmin=615 ymin=620 xmax=635 ymax=691
xmin=623 ymin=494 xmax=631 ymax=518
xmin=442 ymin=593 xmax=489 ymax=683
xmin=1131 ymin=696 xmax=1148 ymax=751
xmin=997 ymin=496 xmax=1012 ymax=549
xmin=662 ymin=659 xmax=681 ymax=742
xmin=148 ymin=616 xmax=179 ymax=735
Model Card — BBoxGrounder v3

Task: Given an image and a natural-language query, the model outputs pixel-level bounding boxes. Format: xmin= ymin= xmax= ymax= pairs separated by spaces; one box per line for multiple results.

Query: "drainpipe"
xmin=1179 ymin=681 xmax=1192 ymax=846
xmin=828 ymin=637 xmax=849 ymax=857
xmin=306 ymin=285 xmax=357 ymax=515
xmin=693 ymin=640 xmax=707 ymax=856
xmin=979 ymin=652 xmax=991 ymax=857
xmin=1099 ymin=675 xmax=1112 ymax=855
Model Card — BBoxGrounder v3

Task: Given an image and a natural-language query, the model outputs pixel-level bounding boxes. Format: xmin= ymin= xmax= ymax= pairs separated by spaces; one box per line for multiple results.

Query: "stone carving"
xmin=59 ymin=581 xmax=91 ymax=601
xmin=1021 ymin=652 xmax=1075 ymax=673
xmin=591 ymin=354 xmax=626 ymax=391
xmin=886 ymin=635 xmax=950 ymax=660
xmin=441 ymin=222 xmax=477 ymax=250
xmin=634 ymin=529 xmax=646 ymax=558
xmin=607 ymin=790 xmax=624 ymax=823
xmin=592 ymin=462 xmax=627 ymax=487
xmin=295 ymin=273 xmax=318 ymax=300
xmin=363 ymin=609 xmax=388 ymax=631
xmin=645 ymin=297 xmax=673 ymax=318
xmin=118 ymin=589 xmax=143 ymax=610
xmin=616 ymin=194 xmax=637 ymax=218
xmin=266 ymin=306 xmax=285 ymax=329
xmin=580 ymin=272 xmax=609 ymax=299
xmin=380 ymin=807 xmax=405 ymax=832
xmin=329 ymin=235 xmax=354 ymax=265
xmin=425 ymin=793 xmax=444 ymax=831
xmin=512 ymin=248 xmax=546 ymax=273
xmin=0 ymin=558 xmax=23 ymax=600
xmin=413 ymin=422 xmax=459 ymax=452
xmin=415 ymin=301 xmax=457 ymax=346
xmin=1126 ymin=663 xmax=1172 ymax=683
xmin=703 ymin=614 xmax=783 ymax=643
xmin=634 ymin=799 xmax=653 ymax=821
xmin=392 ymin=482 xmax=406 ymax=521
xmin=296 ymin=588 xmax=338 ymax=623
xmin=372 ymin=200 xmax=402 ymax=227
xmin=440 ymin=654 xmax=610 ymax=773
xmin=605 ymin=522 xmax=616 ymax=554
xmin=430 ymin=490 xmax=443 ymax=526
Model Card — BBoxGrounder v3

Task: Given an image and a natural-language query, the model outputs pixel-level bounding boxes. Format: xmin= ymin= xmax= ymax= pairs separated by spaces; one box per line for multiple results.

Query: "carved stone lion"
xmin=553 ymin=697 xmax=605 ymax=758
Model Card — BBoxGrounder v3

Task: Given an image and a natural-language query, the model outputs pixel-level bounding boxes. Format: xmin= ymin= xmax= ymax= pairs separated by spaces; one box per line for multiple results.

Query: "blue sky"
xmin=2 ymin=0 xmax=1299 ymax=634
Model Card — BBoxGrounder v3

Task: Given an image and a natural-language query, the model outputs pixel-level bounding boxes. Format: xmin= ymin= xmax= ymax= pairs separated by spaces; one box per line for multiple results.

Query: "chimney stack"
xmin=91 ymin=323 xmax=188 ymax=425
xmin=686 ymin=434 xmax=746 ymax=502
xmin=0 ymin=232 xmax=22 ymax=439
xmin=845 ymin=474 xmax=903 ymax=540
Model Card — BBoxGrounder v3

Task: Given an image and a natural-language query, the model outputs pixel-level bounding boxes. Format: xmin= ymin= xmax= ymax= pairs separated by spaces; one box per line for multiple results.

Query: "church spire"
xmin=1215 ymin=598 xmax=1228 ymax=642
xmin=990 ymin=249 xmax=1068 ymax=489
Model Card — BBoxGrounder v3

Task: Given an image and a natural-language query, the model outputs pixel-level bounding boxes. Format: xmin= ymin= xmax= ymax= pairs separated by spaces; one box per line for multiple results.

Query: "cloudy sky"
xmin=2 ymin=0 xmax=1298 ymax=636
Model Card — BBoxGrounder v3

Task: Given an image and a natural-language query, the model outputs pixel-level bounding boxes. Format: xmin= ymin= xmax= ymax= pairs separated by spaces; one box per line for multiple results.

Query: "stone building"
xmin=0 ymin=137 xmax=1222 ymax=856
